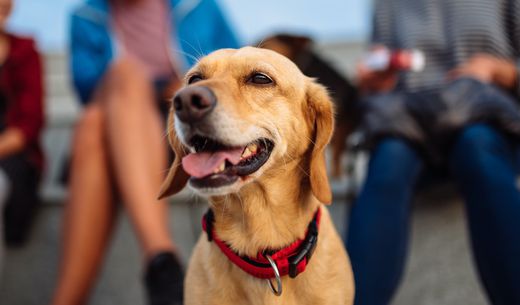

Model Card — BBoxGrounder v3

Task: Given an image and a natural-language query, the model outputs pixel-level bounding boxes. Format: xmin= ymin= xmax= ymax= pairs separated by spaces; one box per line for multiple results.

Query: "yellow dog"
xmin=159 ymin=47 xmax=354 ymax=305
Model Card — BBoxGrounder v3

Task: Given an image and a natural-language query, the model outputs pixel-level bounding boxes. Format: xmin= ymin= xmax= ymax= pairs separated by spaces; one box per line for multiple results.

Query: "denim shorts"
xmin=361 ymin=77 xmax=520 ymax=164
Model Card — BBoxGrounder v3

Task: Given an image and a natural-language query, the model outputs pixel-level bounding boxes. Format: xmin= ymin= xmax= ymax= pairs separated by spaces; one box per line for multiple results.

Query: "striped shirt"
xmin=112 ymin=0 xmax=175 ymax=80
xmin=372 ymin=0 xmax=520 ymax=93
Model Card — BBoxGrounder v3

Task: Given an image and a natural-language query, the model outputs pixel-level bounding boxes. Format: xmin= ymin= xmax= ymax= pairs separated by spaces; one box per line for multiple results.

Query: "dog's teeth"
xmin=248 ymin=143 xmax=258 ymax=153
xmin=214 ymin=162 xmax=226 ymax=174
xmin=241 ymin=147 xmax=253 ymax=159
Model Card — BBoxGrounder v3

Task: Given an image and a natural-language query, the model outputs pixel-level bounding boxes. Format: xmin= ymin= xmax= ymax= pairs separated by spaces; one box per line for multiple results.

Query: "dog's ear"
xmin=306 ymin=80 xmax=334 ymax=204
xmin=158 ymin=115 xmax=190 ymax=199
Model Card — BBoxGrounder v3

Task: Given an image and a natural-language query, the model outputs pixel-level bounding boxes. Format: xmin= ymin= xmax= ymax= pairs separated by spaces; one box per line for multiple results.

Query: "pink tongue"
xmin=182 ymin=147 xmax=244 ymax=178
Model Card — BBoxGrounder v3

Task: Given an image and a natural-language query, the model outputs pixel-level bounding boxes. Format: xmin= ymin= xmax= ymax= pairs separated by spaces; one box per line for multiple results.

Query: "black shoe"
xmin=144 ymin=251 xmax=184 ymax=305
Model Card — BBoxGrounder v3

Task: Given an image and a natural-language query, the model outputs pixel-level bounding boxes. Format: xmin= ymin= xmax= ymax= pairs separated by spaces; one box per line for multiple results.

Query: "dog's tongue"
xmin=182 ymin=147 xmax=244 ymax=178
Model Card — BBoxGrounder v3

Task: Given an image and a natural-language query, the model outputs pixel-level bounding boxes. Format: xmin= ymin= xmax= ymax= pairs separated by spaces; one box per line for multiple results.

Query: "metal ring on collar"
xmin=265 ymin=254 xmax=282 ymax=296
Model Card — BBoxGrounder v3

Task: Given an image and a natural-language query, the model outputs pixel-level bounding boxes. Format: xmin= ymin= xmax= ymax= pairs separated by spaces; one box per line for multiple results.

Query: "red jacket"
xmin=0 ymin=34 xmax=44 ymax=172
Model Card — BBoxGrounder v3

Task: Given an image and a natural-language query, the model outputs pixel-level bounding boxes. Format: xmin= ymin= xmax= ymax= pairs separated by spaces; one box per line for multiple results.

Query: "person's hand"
xmin=356 ymin=45 xmax=398 ymax=94
xmin=356 ymin=61 xmax=398 ymax=94
xmin=0 ymin=128 xmax=26 ymax=158
xmin=447 ymin=53 xmax=517 ymax=90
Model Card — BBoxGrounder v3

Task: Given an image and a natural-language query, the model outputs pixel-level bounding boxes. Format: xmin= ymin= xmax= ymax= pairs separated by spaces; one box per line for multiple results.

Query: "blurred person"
xmin=50 ymin=0 xmax=238 ymax=305
xmin=0 ymin=0 xmax=44 ymax=269
xmin=346 ymin=1 xmax=520 ymax=305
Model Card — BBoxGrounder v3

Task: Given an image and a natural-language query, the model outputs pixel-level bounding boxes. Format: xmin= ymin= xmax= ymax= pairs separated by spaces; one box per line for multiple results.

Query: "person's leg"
xmin=449 ymin=124 xmax=520 ymax=305
xmin=51 ymin=103 xmax=118 ymax=305
xmin=101 ymin=58 xmax=183 ymax=305
xmin=2 ymin=155 xmax=41 ymax=246
xmin=0 ymin=168 xmax=10 ymax=279
xmin=100 ymin=57 xmax=174 ymax=257
xmin=346 ymin=138 xmax=423 ymax=305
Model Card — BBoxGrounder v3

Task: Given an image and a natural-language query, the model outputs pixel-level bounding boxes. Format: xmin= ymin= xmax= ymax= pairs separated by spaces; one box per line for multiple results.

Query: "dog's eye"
xmin=188 ymin=74 xmax=203 ymax=84
xmin=248 ymin=73 xmax=273 ymax=85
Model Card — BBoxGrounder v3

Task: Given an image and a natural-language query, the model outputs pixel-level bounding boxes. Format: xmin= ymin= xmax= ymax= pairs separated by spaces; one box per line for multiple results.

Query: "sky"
xmin=7 ymin=0 xmax=372 ymax=52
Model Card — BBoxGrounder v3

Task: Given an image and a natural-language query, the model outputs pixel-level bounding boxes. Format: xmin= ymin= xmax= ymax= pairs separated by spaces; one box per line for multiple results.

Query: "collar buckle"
xmin=288 ymin=218 xmax=319 ymax=278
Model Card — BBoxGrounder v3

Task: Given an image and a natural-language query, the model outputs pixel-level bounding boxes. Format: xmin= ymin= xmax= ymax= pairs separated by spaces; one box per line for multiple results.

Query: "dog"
xmin=258 ymin=34 xmax=359 ymax=178
xmin=159 ymin=47 xmax=354 ymax=305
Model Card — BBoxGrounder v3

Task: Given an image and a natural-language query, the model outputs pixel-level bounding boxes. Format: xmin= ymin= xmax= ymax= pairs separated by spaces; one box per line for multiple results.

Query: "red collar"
xmin=202 ymin=207 xmax=321 ymax=279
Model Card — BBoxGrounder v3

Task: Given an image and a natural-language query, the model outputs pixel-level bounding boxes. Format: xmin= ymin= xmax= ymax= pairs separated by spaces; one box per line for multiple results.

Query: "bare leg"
xmin=102 ymin=57 xmax=174 ymax=257
xmin=51 ymin=104 xmax=117 ymax=305
xmin=52 ymin=58 xmax=178 ymax=305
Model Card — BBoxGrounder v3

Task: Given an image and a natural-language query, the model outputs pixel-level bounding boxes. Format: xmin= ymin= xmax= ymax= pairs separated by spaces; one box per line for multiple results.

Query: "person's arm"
xmin=2 ymin=38 xmax=43 ymax=158
xmin=447 ymin=54 xmax=518 ymax=90
xmin=70 ymin=12 xmax=111 ymax=104
xmin=509 ymin=0 xmax=520 ymax=96
xmin=447 ymin=1 xmax=520 ymax=93
xmin=357 ymin=45 xmax=400 ymax=94
xmin=0 ymin=128 xmax=26 ymax=157
xmin=356 ymin=1 xmax=398 ymax=95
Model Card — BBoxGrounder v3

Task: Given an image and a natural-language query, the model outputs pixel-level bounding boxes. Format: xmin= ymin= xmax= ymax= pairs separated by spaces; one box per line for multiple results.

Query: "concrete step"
xmin=43 ymin=53 xmax=69 ymax=76
xmin=45 ymin=96 xmax=80 ymax=126
xmin=45 ymin=73 xmax=75 ymax=99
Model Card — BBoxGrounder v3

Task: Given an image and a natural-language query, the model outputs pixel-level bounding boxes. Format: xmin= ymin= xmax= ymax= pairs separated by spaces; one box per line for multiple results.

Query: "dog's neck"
xmin=208 ymin=159 xmax=320 ymax=258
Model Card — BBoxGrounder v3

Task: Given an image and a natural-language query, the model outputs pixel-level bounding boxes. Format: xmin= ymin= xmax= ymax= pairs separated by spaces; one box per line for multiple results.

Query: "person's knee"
xmin=72 ymin=105 xmax=105 ymax=153
xmin=450 ymin=124 xmax=506 ymax=174
xmin=367 ymin=138 xmax=421 ymax=189
xmin=105 ymin=56 xmax=150 ymax=93
xmin=376 ymin=138 xmax=414 ymax=158
xmin=101 ymin=60 xmax=155 ymax=114
xmin=455 ymin=123 xmax=499 ymax=150
xmin=109 ymin=57 xmax=137 ymax=76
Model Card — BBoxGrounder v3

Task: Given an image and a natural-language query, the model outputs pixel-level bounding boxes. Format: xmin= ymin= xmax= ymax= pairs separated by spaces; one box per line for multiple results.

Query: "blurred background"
xmin=0 ymin=0 xmax=489 ymax=304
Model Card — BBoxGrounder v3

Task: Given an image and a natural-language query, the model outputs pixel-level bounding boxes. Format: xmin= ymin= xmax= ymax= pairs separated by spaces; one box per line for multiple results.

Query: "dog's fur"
xmin=159 ymin=47 xmax=354 ymax=305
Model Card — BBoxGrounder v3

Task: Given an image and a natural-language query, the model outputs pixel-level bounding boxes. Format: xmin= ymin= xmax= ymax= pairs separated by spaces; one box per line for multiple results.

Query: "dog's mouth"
xmin=182 ymin=135 xmax=275 ymax=189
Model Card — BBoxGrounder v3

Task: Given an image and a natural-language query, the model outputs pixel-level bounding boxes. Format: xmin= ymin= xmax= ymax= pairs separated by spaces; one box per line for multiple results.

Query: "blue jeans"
xmin=346 ymin=124 xmax=520 ymax=305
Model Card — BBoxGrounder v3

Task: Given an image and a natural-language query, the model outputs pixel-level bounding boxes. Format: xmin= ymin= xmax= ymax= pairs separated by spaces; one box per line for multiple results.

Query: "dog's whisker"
xmin=261 ymin=116 xmax=283 ymax=145
xmin=195 ymin=39 xmax=206 ymax=61
xmin=179 ymin=39 xmax=205 ymax=64
xmin=160 ymin=161 xmax=183 ymax=176
xmin=281 ymin=150 xmax=310 ymax=177
xmin=256 ymin=115 xmax=297 ymax=173
xmin=255 ymin=37 xmax=268 ymax=48
xmin=188 ymin=192 xmax=204 ymax=241
xmin=236 ymin=193 xmax=246 ymax=228
xmin=271 ymin=147 xmax=310 ymax=178
xmin=170 ymin=46 xmax=201 ymax=65
xmin=162 ymin=128 xmax=172 ymax=141
xmin=219 ymin=195 xmax=230 ymax=225
xmin=302 ymin=133 xmax=318 ymax=147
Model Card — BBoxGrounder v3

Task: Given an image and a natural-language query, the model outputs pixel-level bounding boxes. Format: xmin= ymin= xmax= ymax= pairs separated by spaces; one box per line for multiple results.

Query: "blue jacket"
xmin=70 ymin=0 xmax=239 ymax=104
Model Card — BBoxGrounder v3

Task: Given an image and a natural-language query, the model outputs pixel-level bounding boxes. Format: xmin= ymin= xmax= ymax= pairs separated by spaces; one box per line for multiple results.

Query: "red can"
xmin=363 ymin=47 xmax=425 ymax=72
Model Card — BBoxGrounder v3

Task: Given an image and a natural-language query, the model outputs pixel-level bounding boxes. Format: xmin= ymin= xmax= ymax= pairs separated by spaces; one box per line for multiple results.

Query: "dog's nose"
xmin=173 ymin=86 xmax=216 ymax=123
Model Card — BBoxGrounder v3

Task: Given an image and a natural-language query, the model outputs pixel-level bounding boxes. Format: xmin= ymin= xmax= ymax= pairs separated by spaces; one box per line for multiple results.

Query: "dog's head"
xmin=158 ymin=47 xmax=334 ymax=204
